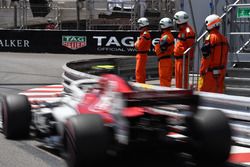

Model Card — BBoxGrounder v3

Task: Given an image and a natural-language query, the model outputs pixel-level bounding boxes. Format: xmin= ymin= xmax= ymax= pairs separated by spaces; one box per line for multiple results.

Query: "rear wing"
xmin=122 ymin=89 xmax=199 ymax=110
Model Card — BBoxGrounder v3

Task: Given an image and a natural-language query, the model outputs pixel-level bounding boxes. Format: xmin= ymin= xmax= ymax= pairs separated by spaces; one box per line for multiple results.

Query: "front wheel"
xmin=1 ymin=94 xmax=31 ymax=139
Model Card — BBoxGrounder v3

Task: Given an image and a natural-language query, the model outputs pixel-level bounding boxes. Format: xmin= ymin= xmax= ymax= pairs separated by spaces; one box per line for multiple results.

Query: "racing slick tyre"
xmin=1 ymin=94 xmax=31 ymax=139
xmin=64 ymin=114 xmax=110 ymax=167
xmin=189 ymin=109 xmax=231 ymax=165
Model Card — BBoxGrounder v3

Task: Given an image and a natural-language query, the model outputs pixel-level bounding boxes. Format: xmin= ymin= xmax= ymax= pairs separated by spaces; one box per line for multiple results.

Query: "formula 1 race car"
xmin=1 ymin=74 xmax=232 ymax=167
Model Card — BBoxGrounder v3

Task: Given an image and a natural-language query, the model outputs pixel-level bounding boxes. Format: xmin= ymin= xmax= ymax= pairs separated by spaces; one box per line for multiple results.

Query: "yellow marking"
xmin=139 ymin=83 xmax=154 ymax=89
xmin=92 ymin=65 xmax=115 ymax=70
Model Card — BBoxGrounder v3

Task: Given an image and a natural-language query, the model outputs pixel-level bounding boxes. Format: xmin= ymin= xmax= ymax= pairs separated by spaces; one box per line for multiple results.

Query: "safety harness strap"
xmin=143 ymin=36 xmax=151 ymax=41
xmin=158 ymin=55 xmax=172 ymax=61
xmin=137 ymin=51 xmax=149 ymax=54
xmin=175 ymin=56 xmax=184 ymax=59
xmin=208 ymin=65 xmax=225 ymax=72
xmin=177 ymin=36 xmax=195 ymax=41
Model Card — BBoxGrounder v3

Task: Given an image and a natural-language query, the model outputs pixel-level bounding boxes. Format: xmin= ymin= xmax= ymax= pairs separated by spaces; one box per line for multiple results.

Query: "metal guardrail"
xmin=62 ymin=57 xmax=250 ymax=148
xmin=62 ymin=57 xmax=159 ymax=90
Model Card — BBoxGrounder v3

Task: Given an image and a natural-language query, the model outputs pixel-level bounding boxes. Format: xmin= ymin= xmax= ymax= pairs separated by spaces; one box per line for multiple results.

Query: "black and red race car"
xmin=1 ymin=74 xmax=232 ymax=167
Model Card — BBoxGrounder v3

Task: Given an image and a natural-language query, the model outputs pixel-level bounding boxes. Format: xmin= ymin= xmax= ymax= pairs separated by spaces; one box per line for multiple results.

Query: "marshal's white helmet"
xmin=174 ymin=11 xmax=189 ymax=24
xmin=205 ymin=14 xmax=221 ymax=30
xmin=137 ymin=17 xmax=149 ymax=28
xmin=159 ymin=17 xmax=173 ymax=29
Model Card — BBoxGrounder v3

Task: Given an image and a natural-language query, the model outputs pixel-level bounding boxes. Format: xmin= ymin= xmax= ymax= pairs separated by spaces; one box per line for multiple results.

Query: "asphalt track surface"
xmin=0 ymin=52 xmax=245 ymax=167
xmin=0 ymin=52 xmax=128 ymax=95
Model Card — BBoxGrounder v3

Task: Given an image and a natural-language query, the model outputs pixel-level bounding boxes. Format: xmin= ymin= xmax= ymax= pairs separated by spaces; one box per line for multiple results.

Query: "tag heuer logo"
xmin=62 ymin=36 xmax=87 ymax=50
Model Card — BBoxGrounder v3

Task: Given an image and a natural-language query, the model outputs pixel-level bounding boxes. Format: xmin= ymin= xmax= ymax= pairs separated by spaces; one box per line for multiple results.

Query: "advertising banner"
xmin=0 ymin=30 xmax=177 ymax=55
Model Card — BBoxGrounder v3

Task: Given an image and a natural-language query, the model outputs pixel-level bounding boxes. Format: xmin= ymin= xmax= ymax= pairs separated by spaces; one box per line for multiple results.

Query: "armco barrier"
xmin=62 ymin=57 xmax=250 ymax=148
xmin=62 ymin=56 xmax=159 ymax=87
